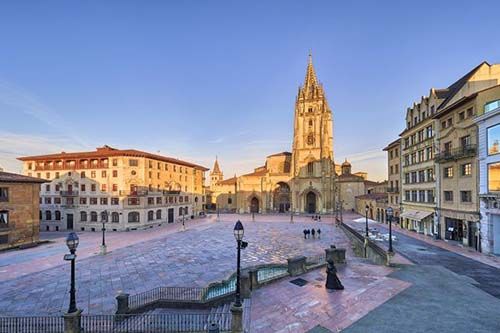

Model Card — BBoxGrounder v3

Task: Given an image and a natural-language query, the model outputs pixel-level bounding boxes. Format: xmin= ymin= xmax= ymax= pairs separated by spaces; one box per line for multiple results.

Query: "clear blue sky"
xmin=1 ymin=0 xmax=500 ymax=180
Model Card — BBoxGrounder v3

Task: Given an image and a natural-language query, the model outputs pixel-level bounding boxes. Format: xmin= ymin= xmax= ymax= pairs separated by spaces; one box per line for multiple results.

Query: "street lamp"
xmin=64 ymin=232 xmax=79 ymax=313
xmin=182 ymin=208 xmax=186 ymax=231
xmin=365 ymin=205 xmax=369 ymax=237
xmin=100 ymin=210 xmax=109 ymax=255
xmin=233 ymin=220 xmax=246 ymax=308
xmin=386 ymin=207 xmax=394 ymax=253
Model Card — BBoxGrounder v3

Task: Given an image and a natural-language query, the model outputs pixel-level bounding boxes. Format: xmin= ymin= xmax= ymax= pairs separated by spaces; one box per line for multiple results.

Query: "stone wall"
xmin=0 ymin=182 xmax=40 ymax=250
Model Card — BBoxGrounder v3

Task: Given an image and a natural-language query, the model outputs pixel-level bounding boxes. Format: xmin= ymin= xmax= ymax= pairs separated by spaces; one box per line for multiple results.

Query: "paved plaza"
xmin=2 ymin=213 xmax=500 ymax=332
xmin=0 ymin=214 xmax=348 ymax=316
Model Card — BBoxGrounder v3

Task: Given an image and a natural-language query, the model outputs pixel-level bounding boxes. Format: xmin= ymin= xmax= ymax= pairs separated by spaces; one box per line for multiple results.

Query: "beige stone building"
xmin=0 ymin=171 xmax=45 ymax=250
xmin=435 ymin=84 xmax=500 ymax=249
xmin=394 ymin=61 xmax=500 ymax=244
xmin=400 ymin=91 xmax=439 ymax=235
xmin=383 ymin=139 xmax=401 ymax=223
xmin=210 ymin=55 xmax=373 ymax=214
xmin=18 ymin=146 xmax=208 ymax=231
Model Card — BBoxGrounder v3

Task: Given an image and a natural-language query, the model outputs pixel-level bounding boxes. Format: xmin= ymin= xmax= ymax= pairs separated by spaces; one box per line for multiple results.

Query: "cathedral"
xmin=208 ymin=54 xmax=372 ymax=214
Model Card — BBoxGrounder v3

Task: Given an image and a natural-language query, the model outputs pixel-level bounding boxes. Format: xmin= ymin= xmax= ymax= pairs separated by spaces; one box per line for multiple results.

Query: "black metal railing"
xmin=128 ymin=287 xmax=207 ymax=310
xmin=80 ymin=313 xmax=231 ymax=333
xmin=0 ymin=316 xmax=64 ymax=333
xmin=386 ymin=187 xmax=400 ymax=193
xmin=60 ymin=190 xmax=79 ymax=196
xmin=434 ymin=144 xmax=477 ymax=162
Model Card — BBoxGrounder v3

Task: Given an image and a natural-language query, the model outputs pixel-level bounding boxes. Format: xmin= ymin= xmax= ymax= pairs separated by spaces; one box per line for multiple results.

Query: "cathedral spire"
xmin=304 ymin=51 xmax=318 ymax=89
xmin=212 ymin=156 xmax=222 ymax=174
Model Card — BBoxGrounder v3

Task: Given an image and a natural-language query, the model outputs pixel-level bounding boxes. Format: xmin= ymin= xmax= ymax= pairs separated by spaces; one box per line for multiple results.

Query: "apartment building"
xmin=18 ymin=146 xmax=208 ymax=231
xmin=383 ymin=139 xmax=401 ymax=223
xmin=400 ymin=92 xmax=440 ymax=235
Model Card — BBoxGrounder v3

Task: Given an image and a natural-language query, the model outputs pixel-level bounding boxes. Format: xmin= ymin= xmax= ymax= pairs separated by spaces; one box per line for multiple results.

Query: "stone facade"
xmin=388 ymin=61 xmax=500 ymax=252
xmin=18 ymin=146 xmax=208 ymax=231
xmin=210 ymin=54 xmax=373 ymax=214
xmin=0 ymin=171 xmax=45 ymax=250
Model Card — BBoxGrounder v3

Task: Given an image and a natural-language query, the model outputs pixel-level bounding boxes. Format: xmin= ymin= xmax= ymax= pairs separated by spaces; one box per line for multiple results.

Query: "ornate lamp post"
xmin=100 ymin=210 xmax=109 ymax=255
xmin=233 ymin=220 xmax=244 ymax=307
xmin=64 ymin=232 xmax=79 ymax=313
xmin=365 ymin=205 xmax=369 ymax=237
xmin=386 ymin=207 xmax=394 ymax=253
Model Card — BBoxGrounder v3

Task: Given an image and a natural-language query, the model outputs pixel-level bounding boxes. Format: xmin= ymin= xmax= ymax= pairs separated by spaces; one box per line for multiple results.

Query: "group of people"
xmin=311 ymin=215 xmax=322 ymax=221
xmin=303 ymin=228 xmax=321 ymax=239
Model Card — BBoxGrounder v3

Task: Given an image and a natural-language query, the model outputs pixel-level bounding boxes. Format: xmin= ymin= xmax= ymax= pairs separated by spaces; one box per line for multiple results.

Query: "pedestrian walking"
xmin=311 ymin=228 xmax=316 ymax=238
xmin=303 ymin=229 xmax=307 ymax=239
xmin=306 ymin=229 xmax=310 ymax=238
xmin=318 ymin=216 xmax=321 ymax=221
xmin=317 ymin=228 xmax=321 ymax=238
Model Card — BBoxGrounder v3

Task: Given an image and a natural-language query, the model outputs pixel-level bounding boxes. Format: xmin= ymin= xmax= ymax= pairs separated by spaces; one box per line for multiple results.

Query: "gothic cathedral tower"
xmin=291 ymin=53 xmax=334 ymax=175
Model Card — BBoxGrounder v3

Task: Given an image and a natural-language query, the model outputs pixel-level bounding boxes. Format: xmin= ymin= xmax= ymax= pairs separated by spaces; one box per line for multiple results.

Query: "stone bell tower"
xmin=291 ymin=53 xmax=334 ymax=176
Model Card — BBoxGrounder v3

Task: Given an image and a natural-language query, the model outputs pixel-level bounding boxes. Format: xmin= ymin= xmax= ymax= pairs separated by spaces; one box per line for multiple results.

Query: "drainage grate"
xmin=290 ymin=278 xmax=308 ymax=287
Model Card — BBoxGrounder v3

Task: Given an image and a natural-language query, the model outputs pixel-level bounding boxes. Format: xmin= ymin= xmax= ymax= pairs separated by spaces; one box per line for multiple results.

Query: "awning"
xmin=400 ymin=209 xmax=433 ymax=221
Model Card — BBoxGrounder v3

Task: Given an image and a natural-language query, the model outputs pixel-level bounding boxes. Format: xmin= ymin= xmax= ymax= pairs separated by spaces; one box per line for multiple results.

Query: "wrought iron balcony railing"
xmin=434 ymin=144 xmax=477 ymax=163
xmin=60 ymin=191 xmax=79 ymax=197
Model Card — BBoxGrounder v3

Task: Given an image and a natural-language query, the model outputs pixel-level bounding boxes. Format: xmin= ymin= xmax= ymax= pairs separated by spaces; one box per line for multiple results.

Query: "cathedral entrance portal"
xmin=306 ymin=191 xmax=317 ymax=214
xmin=274 ymin=182 xmax=291 ymax=213
xmin=250 ymin=197 xmax=259 ymax=213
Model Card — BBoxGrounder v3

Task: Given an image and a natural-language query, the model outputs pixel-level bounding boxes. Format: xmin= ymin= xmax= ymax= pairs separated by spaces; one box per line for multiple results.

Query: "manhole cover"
xmin=290 ymin=278 xmax=308 ymax=287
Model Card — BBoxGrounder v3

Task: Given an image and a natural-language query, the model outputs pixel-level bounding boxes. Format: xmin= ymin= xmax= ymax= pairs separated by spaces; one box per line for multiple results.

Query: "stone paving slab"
xmin=249 ymin=261 xmax=410 ymax=333
xmin=0 ymin=217 xmax=347 ymax=315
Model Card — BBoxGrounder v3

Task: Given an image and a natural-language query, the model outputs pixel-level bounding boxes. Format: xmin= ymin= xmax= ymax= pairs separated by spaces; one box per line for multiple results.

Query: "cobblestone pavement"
xmin=0 ymin=215 xmax=346 ymax=315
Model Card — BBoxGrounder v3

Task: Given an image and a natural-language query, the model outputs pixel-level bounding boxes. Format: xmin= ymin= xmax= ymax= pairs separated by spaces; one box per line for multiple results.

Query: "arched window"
xmin=45 ymin=211 xmax=52 ymax=221
xmin=185 ymin=207 xmax=188 ymax=216
xmin=80 ymin=211 xmax=87 ymax=222
xmin=179 ymin=207 xmax=183 ymax=216
xmin=90 ymin=211 xmax=98 ymax=222
xmin=307 ymin=162 xmax=314 ymax=175
xmin=148 ymin=210 xmax=154 ymax=221
xmin=194 ymin=196 xmax=198 ymax=203
xmin=156 ymin=209 xmax=162 ymax=220
xmin=101 ymin=211 xmax=108 ymax=222
xmin=128 ymin=212 xmax=140 ymax=223
xmin=111 ymin=212 xmax=119 ymax=223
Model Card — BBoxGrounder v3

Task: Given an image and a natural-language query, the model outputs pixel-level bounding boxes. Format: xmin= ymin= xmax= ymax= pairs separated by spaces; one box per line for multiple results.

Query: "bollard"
xmin=116 ymin=293 xmax=130 ymax=314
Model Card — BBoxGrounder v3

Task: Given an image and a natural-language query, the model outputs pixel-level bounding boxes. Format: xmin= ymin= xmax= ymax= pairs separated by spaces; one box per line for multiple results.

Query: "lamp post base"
xmin=100 ymin=245 xmax=107 ymax=255
xmin=230 ymin=303 xmax=243 ymax=333
xmin=64 ymin=309 xmax=82 ymax=333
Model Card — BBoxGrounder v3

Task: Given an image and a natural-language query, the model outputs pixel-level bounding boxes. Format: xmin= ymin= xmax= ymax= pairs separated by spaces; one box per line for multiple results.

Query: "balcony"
xmin=60 ymin=191 xmax=79 ymax=197
xmin=387 ymin=187 xmax=400 ymax=193
xmin=119 ymin=190 xmax=149 ymax=197
xmin=434 ymin=144 xmax=477 ymax=163
xmin=61 ymin=204 xmax=78 ymax=209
